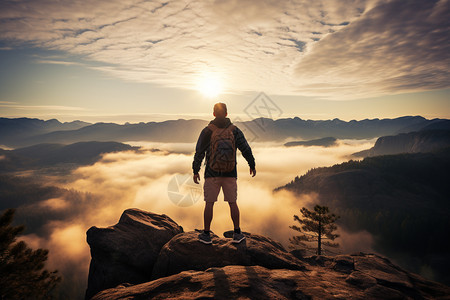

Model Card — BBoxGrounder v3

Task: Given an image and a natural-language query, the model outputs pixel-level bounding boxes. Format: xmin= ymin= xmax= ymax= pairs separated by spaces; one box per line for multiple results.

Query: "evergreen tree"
xmin=289 ymin=205 xmax=340 ymax=255
xmin=0 ymin=209 xmax=61 ymax=299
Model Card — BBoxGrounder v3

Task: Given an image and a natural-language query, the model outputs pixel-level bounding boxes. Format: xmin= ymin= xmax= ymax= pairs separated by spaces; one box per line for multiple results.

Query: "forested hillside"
xmin=277 ymin=148 xmax=450 ymax=284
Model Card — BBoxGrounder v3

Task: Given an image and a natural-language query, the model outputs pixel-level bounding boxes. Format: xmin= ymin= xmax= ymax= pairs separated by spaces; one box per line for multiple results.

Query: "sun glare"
xmin=196 ymin=73 xmax=223 ymax=98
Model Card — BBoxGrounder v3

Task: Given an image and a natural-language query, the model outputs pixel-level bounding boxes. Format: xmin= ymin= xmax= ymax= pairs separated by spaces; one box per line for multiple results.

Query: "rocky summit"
xmin=152 ymin=231 xmax=306 ymax=280
xmin=85 ymin=208 xmax=183 ymax=299
xmin=86 ymin=209 xmax=450 ymax=299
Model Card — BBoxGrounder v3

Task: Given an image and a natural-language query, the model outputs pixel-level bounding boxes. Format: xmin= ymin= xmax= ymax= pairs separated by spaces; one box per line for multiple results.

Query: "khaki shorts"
xmin=204 ymin=177 xmax=237 ymax=203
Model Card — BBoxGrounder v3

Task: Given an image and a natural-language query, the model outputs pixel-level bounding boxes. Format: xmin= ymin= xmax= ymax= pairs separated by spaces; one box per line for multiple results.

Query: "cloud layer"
xmin=11 ymin=140 xmax=377 ymax=298
xmin=18 ymin=139 xmax=373 ymax=275
xmin=1 ymin=0 xmax=448 ymax=99
xmin=67 ymin=140 xmax=376 ymax=248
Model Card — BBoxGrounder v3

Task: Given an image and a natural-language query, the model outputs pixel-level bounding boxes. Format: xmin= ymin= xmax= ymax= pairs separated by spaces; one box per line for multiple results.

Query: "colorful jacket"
xmin=193 ymin=117 xmax=255 ymax=178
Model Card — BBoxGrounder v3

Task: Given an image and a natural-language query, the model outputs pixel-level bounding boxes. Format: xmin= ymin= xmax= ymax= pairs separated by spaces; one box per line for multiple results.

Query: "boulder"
xmin=332 ymin=254 xmax=355 ymax=273
xmin=85 ymin=208 xmax=183 ymax=299
xmin=151 ymin=231 xmax=306 ymax=279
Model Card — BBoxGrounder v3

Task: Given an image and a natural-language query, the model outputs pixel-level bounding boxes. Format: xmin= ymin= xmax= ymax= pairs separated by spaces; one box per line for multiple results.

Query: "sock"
xmin=234 ymin=228 xmax=241 ymax=234
xmin=203 ymin=230 xmax=210 ymax=235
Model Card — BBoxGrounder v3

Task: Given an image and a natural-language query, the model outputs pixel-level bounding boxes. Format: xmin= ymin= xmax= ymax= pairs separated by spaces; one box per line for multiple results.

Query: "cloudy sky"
xmin=0 ymin=0 xmax=449 ymax=122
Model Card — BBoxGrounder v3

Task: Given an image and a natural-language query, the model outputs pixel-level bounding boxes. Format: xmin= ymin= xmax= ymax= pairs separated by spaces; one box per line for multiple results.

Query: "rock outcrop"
xmin=152 ymin=231 xmax=306 ymax=279
xmin=86 ymin=209 xmax=450 ymax=299
xmin=92 ymin=255 xmax=450 ymax=300
xmin=85 ymin=208 xmax=183 ymax=299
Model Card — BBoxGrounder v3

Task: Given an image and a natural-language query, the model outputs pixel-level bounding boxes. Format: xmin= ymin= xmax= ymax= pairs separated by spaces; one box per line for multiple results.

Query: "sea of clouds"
xmin=19 ymin=139 xmax=376 ymax=297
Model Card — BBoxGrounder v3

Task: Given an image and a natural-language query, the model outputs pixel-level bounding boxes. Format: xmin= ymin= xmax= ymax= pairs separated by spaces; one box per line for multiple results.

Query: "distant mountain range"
xmin=276 ymin=149 xmax=450 ymax=285
xmin=1 ymin=116 xmax=449 ymax=147
xmin=353 ymin=129 xmax=450 ymax=157
xmin=0 ymin=118 xmax=91 ymax=146
xmin=0 ymin=141 xmax=139 ymax=172
xmin=237 ymin=116 xmax=450 ymax=142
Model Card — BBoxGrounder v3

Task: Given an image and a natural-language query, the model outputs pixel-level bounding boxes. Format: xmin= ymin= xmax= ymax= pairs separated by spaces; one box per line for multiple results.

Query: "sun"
xmin=196 ymin=73 xmax=223 ymax=98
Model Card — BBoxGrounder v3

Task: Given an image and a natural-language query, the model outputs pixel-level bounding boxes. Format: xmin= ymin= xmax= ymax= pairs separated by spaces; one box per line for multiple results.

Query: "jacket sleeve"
xmin=192 ymin=127 xmax=211 ymax=174
xmin=234 ymin=127 xmax=256 ymax=169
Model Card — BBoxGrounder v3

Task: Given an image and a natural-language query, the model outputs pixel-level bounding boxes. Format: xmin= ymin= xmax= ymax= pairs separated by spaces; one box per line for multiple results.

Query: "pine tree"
xmin=0 ymin=209 xmax=61 ymax=299
xmin=289 ymin=205 xmax=340 ymax=255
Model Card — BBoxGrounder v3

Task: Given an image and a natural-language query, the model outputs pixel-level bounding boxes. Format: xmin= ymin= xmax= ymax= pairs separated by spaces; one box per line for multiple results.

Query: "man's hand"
xmin=250 ymin=168 xmax=256 ymax=177
xmin=193 ymin=173 xmax=200 ymax=184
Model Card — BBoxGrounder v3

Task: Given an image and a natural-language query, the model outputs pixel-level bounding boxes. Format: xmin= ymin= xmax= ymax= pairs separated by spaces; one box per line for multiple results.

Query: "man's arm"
xmin=234 ymin=127 xmax=256 ymax=176
xmin=192 ymin=127 xmax=211 ymax=183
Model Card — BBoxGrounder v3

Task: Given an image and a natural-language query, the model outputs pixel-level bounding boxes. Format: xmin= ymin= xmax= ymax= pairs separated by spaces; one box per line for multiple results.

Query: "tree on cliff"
xmin=289 ymin=205 xmax=340 ymax=255
xmin=0 ymin=209 xmax=61 ymax=299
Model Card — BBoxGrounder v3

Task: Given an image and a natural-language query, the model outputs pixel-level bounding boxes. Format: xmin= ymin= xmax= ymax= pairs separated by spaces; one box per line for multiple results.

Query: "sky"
xmin=0 ymin=0 xmax=449 ymax=123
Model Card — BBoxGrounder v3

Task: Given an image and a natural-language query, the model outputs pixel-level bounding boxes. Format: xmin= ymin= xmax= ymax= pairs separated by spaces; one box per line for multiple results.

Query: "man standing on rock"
xmin=193 ymin=103 xmax=256 ymax=245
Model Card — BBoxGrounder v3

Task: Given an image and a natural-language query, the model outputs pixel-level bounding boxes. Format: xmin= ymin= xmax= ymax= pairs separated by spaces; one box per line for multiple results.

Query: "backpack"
xmin=208 ymin=124 xmax=236 ymax=172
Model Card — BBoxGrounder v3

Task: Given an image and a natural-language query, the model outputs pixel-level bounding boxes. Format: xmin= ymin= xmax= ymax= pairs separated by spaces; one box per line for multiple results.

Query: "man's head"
xmin=213 ymin=102 xmax=227 ymax=118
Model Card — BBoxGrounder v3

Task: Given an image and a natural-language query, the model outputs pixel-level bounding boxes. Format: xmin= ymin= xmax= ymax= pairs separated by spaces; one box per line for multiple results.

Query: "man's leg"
xmin=222 ymin=177 xmax=238 ymax=229
xmin=229 ymin=201 xmax=245 ymax=243
xmin=228 ymin=202 xmax=240 ymax=230
xmin=203 ymin=177 xmax=221 ymax=232
xmin=204 ymin=202 xmax=215 ymax=232
xmin=201 ymin=177 xmax=220 ymax=234
xmin=199 ymin=178 xmax=220 ymax=244
xmin=199 ymin=201 xmax=214 ymax=244
xmin=222 ymin=177 xmax=244 ymax=243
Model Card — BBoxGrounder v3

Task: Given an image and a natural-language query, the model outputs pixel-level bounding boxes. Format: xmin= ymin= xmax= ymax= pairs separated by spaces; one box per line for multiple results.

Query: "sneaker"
xmin=198 ymin=232 xmax=212 ymax=245
xmin=232 ymin=232 xmax=246 ymax=244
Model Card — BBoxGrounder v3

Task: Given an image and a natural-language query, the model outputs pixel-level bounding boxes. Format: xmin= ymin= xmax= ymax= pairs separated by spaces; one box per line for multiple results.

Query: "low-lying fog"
xmin=20 ymin=139 xmax=376 ymax=296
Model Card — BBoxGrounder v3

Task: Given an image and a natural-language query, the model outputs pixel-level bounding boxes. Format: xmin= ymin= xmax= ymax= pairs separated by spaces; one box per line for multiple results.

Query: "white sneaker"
xmin=232 ymin=232 xmax=245 ymax=244
xmin=198 ymin=232 xmax=212 ymax=244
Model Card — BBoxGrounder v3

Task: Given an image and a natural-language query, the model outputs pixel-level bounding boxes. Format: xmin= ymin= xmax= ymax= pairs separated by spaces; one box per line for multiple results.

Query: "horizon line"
xmin=1 ymin=114 xmax=446 ymax=125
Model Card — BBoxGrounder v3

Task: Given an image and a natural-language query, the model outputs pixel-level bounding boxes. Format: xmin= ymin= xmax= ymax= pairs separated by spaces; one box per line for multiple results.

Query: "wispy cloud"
xmin=0 ymin=0 xmax=448 ymax=99
xmin=0 ymin=103 xmax=87 ymax=111
xmin=35 ymin=59 xmax=83 ymax=66
xmin=294 ymin=0 xmax=450 ymax=99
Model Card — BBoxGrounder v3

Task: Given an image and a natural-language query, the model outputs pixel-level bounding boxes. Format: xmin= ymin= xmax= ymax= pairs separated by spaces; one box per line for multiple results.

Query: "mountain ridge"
xmin=0 ymin=141 xmax=140 ymax=172
xmin=0 ymin=117 xmax=91 ymax=145
xmin=284 ymin=137 xmax=337 ymax=147
xmin=353 ymin=129 xmax=450 ymax=157
xmin=1 ymin=116 xmax=446 ymax=147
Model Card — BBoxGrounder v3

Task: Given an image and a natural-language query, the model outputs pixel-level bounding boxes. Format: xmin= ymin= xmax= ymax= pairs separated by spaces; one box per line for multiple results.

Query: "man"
xmin=193 ymin=102 xmax=256 ymax=244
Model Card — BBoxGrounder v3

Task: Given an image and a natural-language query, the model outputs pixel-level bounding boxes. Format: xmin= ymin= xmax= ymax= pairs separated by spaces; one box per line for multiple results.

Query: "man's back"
xmin=192 ymin=116 xmax=255 ymax=179
xmin=192 ymin=103 xmax=256 ymax=245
